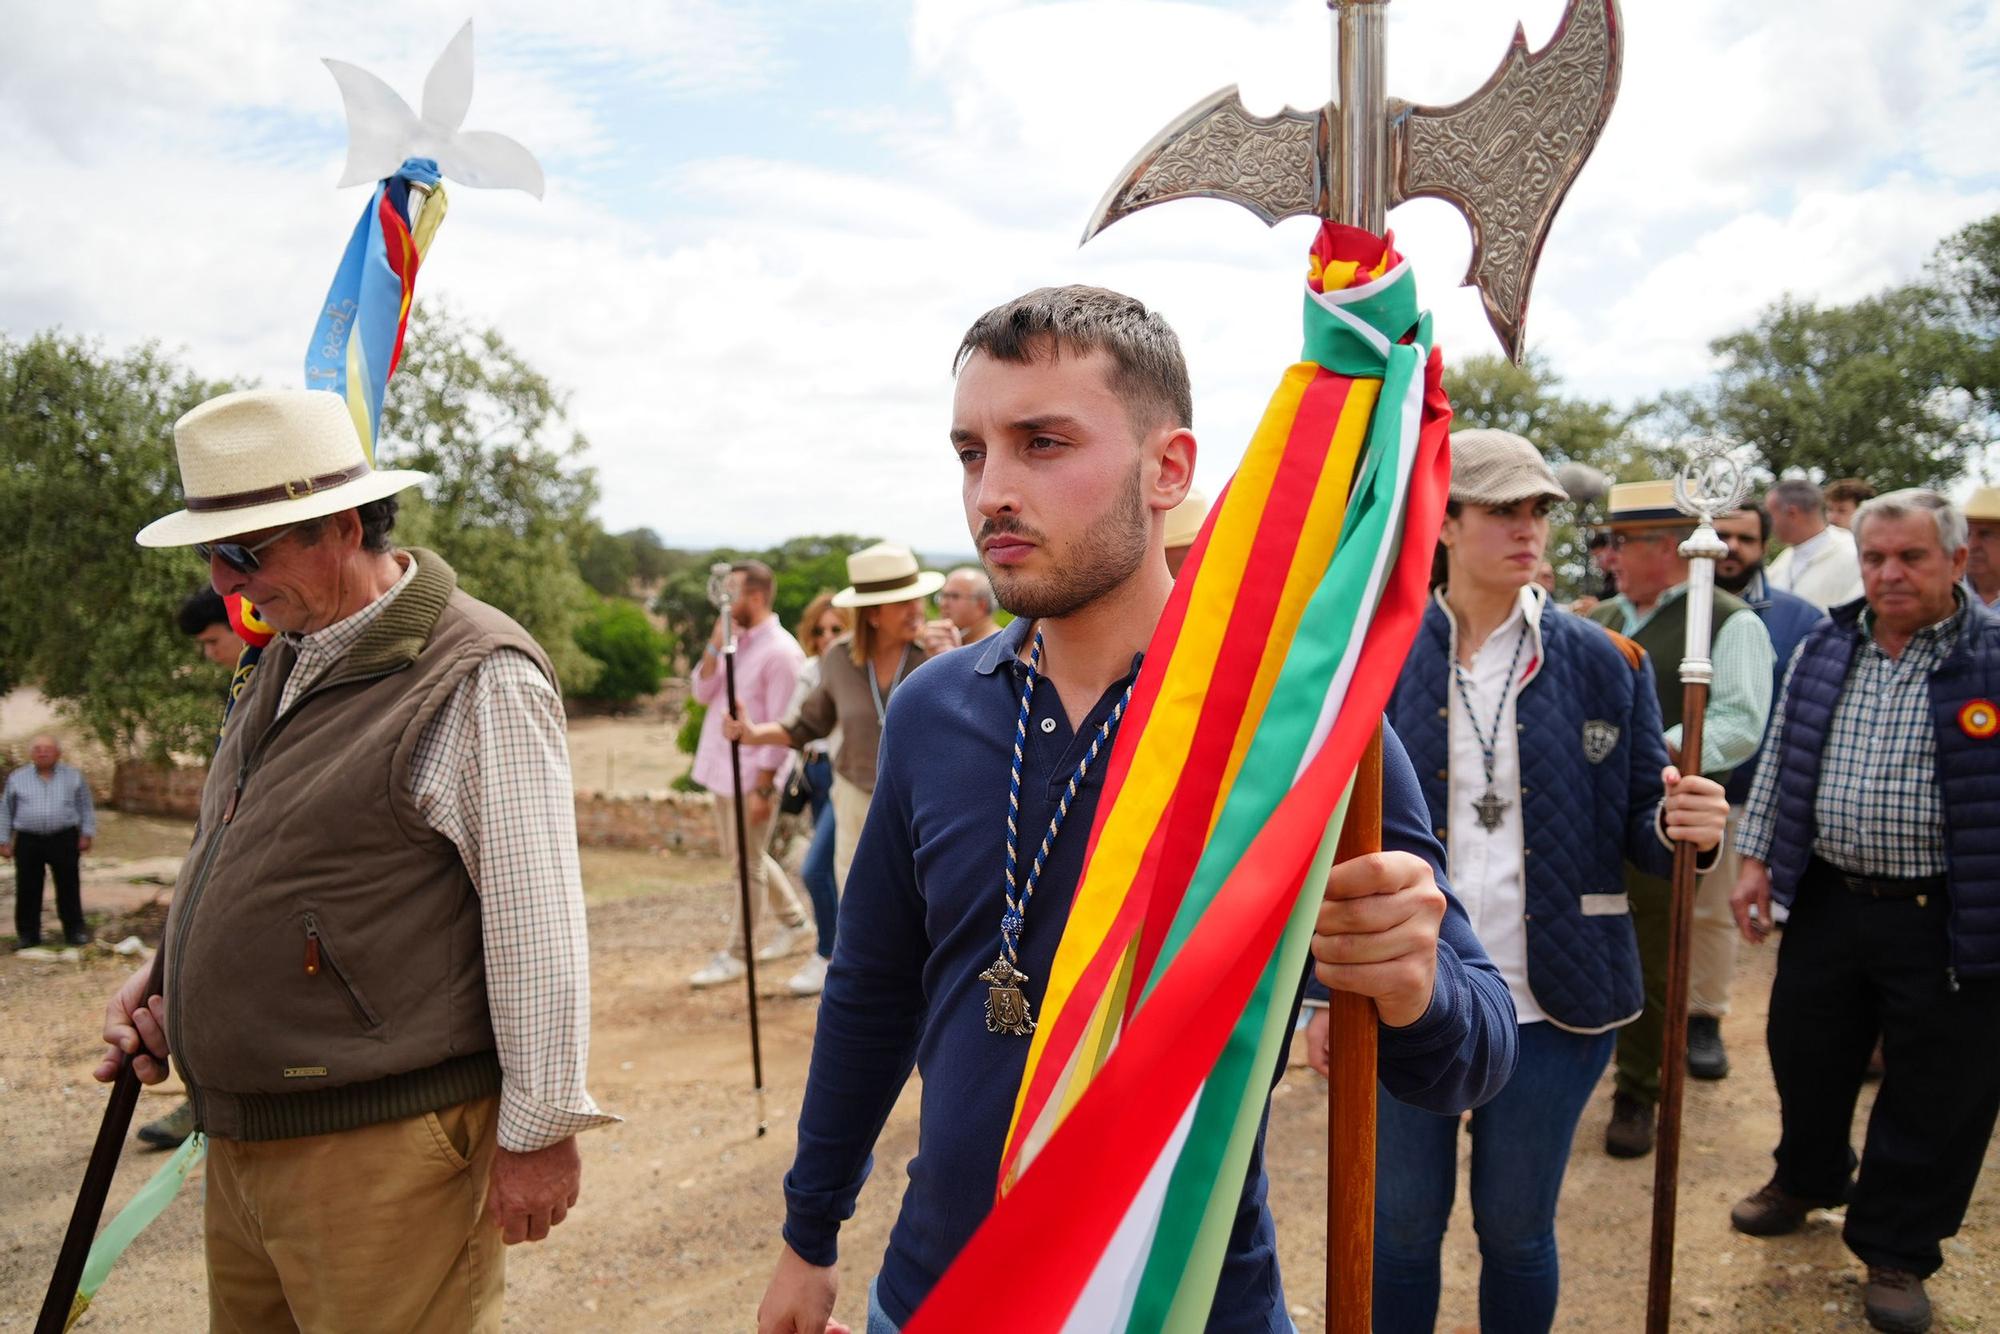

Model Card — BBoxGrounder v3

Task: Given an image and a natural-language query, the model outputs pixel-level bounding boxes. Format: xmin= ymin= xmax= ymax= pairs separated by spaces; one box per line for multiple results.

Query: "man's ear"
xmin=1151 ymin=426 xmax=1196 ymax=512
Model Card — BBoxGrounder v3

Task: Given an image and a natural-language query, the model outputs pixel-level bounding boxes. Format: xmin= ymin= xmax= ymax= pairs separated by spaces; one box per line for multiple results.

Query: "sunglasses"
xmin=194 ymin=523 xmax=303 ymax=574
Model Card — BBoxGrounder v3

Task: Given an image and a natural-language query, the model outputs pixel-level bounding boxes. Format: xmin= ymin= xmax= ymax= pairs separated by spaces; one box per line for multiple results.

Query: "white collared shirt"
xmin=1444 ymin=585 xmax=1547 ymax=1025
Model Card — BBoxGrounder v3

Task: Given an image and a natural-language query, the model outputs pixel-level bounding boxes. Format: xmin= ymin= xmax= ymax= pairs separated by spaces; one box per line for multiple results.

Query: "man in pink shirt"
xmin=688 ymin=560 xmax=812 ymax=987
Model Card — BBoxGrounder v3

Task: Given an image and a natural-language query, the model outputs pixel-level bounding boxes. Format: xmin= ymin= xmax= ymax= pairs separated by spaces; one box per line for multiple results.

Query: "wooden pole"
xmin=722 ymin=640 xmax=770 ymax=1138
xmin=37 ymin=955 xmax=162 ymax=1334
xmin=1644 ymin=681 xmax=1709 ymax=1333
xmin=1327 ymin=727 xmax=1383 ymax=1333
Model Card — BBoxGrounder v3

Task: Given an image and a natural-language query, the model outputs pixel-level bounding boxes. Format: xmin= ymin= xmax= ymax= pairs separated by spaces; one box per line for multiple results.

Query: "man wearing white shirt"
xmin=1766 ymin=478 xmax=1865 ymax=609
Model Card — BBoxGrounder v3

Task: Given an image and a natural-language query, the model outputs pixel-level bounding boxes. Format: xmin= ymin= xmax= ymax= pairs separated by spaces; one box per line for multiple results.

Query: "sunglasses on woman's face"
xmin=194 ymin=523 xmax=303 ymax=575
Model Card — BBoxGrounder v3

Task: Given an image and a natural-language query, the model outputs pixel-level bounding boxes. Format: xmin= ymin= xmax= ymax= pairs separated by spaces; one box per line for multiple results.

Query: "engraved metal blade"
xmin=1390 ymin=0 xmax=1623 ymax=361
xmin=1080 ymin=87 xmax=1331 ymax=244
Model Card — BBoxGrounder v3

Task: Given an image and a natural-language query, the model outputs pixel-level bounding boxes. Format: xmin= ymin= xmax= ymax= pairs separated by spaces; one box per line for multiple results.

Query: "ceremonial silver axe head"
xmin=1083 ymin=0 xmax=1623 ymax=363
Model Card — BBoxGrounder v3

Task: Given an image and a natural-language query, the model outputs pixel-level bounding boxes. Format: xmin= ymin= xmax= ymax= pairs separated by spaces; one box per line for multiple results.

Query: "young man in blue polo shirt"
xmin=750 ymin=287 xmax=1518 ymax=1334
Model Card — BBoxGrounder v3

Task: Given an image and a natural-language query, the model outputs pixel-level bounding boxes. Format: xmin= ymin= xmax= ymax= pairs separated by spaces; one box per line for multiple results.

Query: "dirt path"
xmin=1 ymin=830 xmax=1993 ymax=1330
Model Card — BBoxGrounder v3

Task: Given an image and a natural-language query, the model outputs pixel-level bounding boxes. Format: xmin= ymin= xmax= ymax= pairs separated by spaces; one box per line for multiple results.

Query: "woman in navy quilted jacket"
xmin=1364 ymin=429 xmax=1729 ymax=1333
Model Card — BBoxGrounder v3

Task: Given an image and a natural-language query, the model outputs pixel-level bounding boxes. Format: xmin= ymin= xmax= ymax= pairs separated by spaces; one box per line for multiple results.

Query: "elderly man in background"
xmin=936 ymin=566 xmax=1001 ymax=645
xmin=1589 ymin=481 xmax=1774 ymax=1156
xmin=688 ymin=559 xmax=813 ymax=988
xmin=1729 ymin=489 xmax=2000 ymax=1334
xmin=1767 ymin=478 xmax=1864 ymax=609
xmin=1825 ymin=478 xmax=1877 ymax=531
xmin=1962 ymin=486 xmax=2000 ymax=610
xmin=2 ymin=735 xmax=96 ymax=949
xmin=99 ymin=387 xmax=612 ymax=1330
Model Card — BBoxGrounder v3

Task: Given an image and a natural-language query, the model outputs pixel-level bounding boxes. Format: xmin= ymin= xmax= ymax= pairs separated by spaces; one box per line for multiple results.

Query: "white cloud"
xmin=2 ymin=0 xmax=1996 ymax=552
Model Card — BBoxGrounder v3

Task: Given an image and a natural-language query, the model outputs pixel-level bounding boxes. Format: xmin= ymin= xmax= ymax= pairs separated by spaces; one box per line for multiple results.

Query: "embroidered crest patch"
xmin=1582 ymin=719 xmax=1620 ymax=764
xmin=1961 ymin=699 xmax=1999 ymax=740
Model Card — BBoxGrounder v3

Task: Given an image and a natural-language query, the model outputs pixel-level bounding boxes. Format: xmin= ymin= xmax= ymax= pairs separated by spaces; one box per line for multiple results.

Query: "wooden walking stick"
xmin=36 ymin=955 xmax=162 ymax=1334
xmin=1079 ymin=1 xmax=1624 ymax=1324
xmin=1644 ymin=453 xmax=1747 ymax=1332
xmin=1327 ymin=729 xmax=1383 ymax=1332
xmin=710 ymin=563 xmax=770 ymax=1138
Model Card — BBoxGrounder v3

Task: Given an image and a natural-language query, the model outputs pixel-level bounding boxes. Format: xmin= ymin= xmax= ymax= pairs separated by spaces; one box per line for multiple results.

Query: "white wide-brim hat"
xmin=1164 ymin=486 xmax=1211 ymax=550
xmin=831 ymin=542 xmax=946 ymax=608
xmin=135 ymin=388 xmax=428 ymax=548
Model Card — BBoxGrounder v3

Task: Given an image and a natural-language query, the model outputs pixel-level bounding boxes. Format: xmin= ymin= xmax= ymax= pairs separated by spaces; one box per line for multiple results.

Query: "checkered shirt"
xmin=278 ymin=557 xmax=615 ymax=1151
xmin=1738 ymin=598 xmax=1967 ymax=877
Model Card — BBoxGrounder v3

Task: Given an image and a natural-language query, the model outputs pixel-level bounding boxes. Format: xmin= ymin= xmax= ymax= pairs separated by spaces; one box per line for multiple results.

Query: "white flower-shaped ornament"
xmin=325 ymin=20 xmax=544 ymax=197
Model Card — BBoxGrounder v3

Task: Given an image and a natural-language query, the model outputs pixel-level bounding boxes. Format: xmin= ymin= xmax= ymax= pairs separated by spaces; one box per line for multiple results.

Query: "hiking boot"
xmin=1605 ymin=1091 xmax=1655 ymax=1158
xmin=1729 ymin=1178 xmax=1824 ymax=1237
xmin=787 ymin=953 xmax=829 ymax=997
xmin=689 ymin=951 xmax=746 ymax=989
xmin=1688 ymin=1014 xmax=1730 ymax=1080
xmin=1863 ymin=1267 xmax=1931 ymax=1333
xmin=755 ymin=922 xmax=812 ymax=963
xmin=137 ymin=1100 xmax=196 ymax=1150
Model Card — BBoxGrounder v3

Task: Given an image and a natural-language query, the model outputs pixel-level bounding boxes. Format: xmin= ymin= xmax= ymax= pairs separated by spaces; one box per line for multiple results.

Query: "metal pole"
xmin=1645 ymin=506 xmax=1728 ymax=1332
xmin=1333 ymin=0 xmax=1390 ymax=234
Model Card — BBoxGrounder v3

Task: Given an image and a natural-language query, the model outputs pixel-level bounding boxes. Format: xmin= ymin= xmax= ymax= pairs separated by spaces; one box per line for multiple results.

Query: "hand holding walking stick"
xmin=708 ymin=563 xmax=770 ymax=1138
xmin=1644 ymin=450 xmax=1749 ymax=1333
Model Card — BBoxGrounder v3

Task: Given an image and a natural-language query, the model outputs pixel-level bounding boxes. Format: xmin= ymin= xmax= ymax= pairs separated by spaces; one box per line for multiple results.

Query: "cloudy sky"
xmin=5 ymin=0 xmax=1997 ymax=551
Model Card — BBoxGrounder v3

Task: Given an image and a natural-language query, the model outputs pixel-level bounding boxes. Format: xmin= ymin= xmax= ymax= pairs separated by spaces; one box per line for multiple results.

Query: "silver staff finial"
xmin=1672 ymin=445 xmax=1750 ymax=526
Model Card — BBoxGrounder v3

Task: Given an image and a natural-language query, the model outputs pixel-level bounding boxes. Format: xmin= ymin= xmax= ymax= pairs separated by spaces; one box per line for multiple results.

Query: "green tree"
xmin=1932 ymin=214 xmax=2000 ymax=441
xmin=0 ymin=334 xmax=240 ymax=757
xmin=378 ymin=304 xmax=599 ymax=692
xmin=578 ymin=527 xmax=638 ymax=598
xmin=572 ymin=596 xmax=671 ymax=705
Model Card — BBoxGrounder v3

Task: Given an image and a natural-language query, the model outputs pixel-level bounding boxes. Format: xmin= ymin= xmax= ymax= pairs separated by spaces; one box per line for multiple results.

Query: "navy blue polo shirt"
xmin=782 ymin=616 xmax=1516 ymax=1330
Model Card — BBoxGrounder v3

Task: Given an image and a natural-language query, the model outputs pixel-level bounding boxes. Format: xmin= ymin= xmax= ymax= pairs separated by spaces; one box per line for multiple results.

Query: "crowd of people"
xmin=8 ymin=277 xmax=1985 ymax=1334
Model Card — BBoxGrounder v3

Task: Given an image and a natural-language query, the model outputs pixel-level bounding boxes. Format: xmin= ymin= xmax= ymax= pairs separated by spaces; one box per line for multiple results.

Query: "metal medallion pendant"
xmin=980 ymin=955 xmax=1036 ymax=1035
xmin=1473 ymin=787 xmax=1509 ymax=832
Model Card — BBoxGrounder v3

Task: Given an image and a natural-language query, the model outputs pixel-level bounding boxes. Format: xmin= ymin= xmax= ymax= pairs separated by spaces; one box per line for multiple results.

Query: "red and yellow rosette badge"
xmin=1961 ymin=698 xmax=1999 ymax=740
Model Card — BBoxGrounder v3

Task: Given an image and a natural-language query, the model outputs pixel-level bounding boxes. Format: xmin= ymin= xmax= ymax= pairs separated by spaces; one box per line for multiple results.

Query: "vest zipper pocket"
xmin=302 ymin=914 xmax=383 ymax=1030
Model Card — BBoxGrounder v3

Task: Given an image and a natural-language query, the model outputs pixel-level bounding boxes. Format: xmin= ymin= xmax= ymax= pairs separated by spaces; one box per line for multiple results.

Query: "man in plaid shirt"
xmin=1730 ymin=489 xmax=2000 ymax=1334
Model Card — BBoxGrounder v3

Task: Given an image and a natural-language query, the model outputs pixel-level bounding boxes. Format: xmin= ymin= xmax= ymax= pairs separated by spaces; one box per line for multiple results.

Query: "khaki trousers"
xmin=1689 ymin=806 xmax=1743 ymax=1018
xmin=831 ymin=774 xmax=874 ymax=893
xmin=205 ymin=1096 xmax=503 ymax=1333
xmin=712 ymin=791 xmax=807 ymax=954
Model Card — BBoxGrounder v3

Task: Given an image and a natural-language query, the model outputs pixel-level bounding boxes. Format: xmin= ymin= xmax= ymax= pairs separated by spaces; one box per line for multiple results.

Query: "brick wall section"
xmin=111 ymin=760 xmax=721 ymax=855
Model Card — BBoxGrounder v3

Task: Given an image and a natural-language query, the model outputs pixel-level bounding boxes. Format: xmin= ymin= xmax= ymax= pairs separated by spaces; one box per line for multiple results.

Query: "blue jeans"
xmin=1373 ymin=1020 xmax=1614 ymax=1334
xmin=801 ymin=754 xmax=839 ymax=959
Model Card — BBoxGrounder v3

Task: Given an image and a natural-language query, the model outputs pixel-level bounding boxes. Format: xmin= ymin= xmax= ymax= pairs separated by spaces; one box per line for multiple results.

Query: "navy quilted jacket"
xmin=1761 ymin=597 xmax=2000 ymax=979
xmin=1388 ymin=595 xmax=1675 ymax=1032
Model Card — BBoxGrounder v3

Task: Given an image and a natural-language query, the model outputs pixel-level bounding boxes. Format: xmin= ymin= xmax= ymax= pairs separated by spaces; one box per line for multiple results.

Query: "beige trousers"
xmin=205 ymin=1096 xmax=503 ymax=1333
xmin=831 ymin=774 xmax=874 ymax=893
xmin=712 ymin=791 xmax=807 ymax=954
xmin=1689 ymin=806 xmax=1743 ymax=1018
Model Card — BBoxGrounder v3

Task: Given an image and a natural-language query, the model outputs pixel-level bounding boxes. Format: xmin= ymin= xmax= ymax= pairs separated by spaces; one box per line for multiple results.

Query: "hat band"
xmin=852 ymin=571 xmax=924 ymax=595
xmin=185 ymin=462 xmax=374 ymax=513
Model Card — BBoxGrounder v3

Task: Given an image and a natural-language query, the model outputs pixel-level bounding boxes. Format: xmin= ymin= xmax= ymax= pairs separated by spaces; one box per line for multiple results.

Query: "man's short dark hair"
xmin=954 ymin=285 xmax=1193 ymax=434
xmin=1766 ymin=478 xmax=1824 ymax=516
xmin=177 ymin=586 xmax=230 ymax=637
xmin=296 ymin=495 xmax=399 ymax=553
xmin=731 ymin=559 xmax=776 ymax=598
xmin=1825 ymin=477 xmax=1876 ymax=507
xmin=1729 ymin=506 xmax=1773 ymax=543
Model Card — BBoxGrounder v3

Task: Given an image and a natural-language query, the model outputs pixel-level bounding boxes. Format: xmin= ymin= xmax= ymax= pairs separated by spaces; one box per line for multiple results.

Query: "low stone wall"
xmin=110 ymin=760 xmax=720 ymax=855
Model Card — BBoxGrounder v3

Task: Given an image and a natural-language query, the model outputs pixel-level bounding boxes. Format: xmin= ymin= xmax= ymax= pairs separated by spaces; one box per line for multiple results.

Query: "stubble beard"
xmin=983 ymin=464 xmax=1151 ymax=621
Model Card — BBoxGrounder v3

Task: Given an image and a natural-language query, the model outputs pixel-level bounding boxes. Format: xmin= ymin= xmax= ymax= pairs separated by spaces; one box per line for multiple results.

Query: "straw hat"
xmin=1601 ymin=479 xmax=1690 ymax=530
xmin=1964 ymin=486 xmax=2000 ymax=523
xmin=1163 ymin=487 xmax=1211 ymax=550
xmin=1449 ymin=429 xmax=1567 ymax=506
xmin=136 ymin=389 xmax=428 ymax=548
xmin=831 ymin=543 xmax=946 ymax=608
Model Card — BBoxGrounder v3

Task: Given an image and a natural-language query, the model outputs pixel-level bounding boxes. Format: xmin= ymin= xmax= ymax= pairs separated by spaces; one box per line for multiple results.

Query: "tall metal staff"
xmin=1081 ymin=1 xmax=1623 ymax=1324
xmin=709 ymin=563 xmax=770 ymax=1138
xmin=1645 ymin=451 xmax=1748 ymax=1332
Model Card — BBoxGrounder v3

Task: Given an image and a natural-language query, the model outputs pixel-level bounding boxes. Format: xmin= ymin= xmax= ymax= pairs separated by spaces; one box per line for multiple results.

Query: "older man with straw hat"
xmin=1963 ymin=486 xmax=2000 ymax=610
xmin=97 ymin=387 xmax=612 ymax=1329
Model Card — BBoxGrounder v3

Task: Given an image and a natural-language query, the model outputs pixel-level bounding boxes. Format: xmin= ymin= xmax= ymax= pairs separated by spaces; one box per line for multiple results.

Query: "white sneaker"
xmin=756 ymin=922 xmax=812 ymax=963
xmin=787 ymin=954 xmax=830 ymax=996
xmin=689 ymin=951 xmax=746 ymax=989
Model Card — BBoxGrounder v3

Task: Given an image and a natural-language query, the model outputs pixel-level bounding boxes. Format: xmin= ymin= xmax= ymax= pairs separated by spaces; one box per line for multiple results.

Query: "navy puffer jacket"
xmin=1761 ymin=597 xmax=2000 ymax=980
xmin=1388 ymin=592 xmax=1676 ymax=1032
